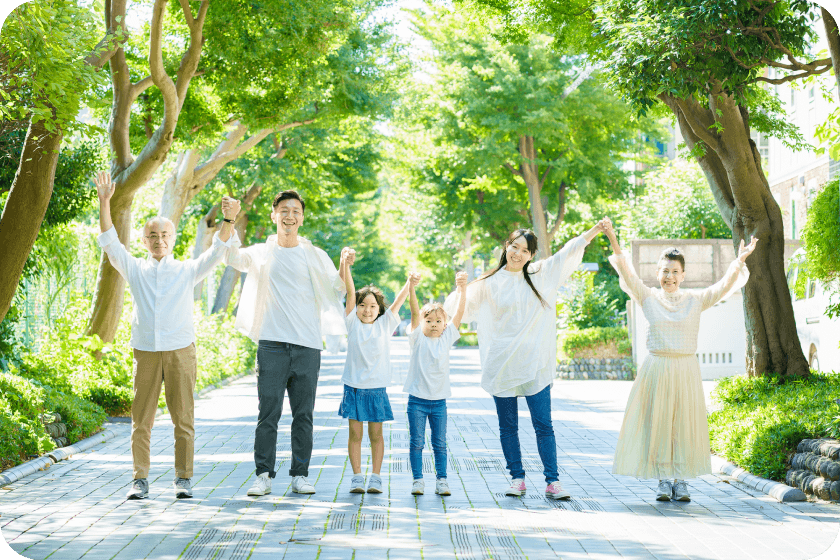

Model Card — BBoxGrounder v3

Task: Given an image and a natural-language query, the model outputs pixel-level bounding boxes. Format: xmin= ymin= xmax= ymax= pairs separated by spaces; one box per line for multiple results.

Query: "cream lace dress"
xmin=609 ymin=253 xmax=749 ymax=479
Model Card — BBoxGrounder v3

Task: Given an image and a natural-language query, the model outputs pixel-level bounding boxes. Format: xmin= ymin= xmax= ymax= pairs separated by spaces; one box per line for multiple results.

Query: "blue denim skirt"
xmin=338 ymin=385 xmax=394 ymax=422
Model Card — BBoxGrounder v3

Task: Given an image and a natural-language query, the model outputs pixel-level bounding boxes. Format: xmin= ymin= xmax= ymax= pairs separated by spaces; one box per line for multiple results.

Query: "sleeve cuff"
xmin=97 ymin=226 xmax=120 ymax=248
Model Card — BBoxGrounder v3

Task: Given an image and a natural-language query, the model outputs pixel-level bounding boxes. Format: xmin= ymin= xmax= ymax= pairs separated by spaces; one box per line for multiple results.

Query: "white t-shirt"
xmin=342 ymin=307 xmax=400 ymax=389
xmin=259 ymin=244 xmax=322 ymax=350
xmin=403 ymin=323 xmax=460 ymax=400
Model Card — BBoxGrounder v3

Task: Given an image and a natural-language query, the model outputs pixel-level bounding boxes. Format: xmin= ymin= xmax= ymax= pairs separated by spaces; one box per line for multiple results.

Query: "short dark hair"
xmin=658 ymin=247 xmax=685 ymax=271
xmin=272 ymin=190 xmax=305 ymax=212
xmin=420 ymin=302 xmax=447 ymax=321
xmin=355 ymin=285 xmax=387 ymax=318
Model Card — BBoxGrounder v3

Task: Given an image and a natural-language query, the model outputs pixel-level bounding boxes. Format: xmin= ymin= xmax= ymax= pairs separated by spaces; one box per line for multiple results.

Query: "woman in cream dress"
xmin=603 ymin=219 xmax=758 ymax=502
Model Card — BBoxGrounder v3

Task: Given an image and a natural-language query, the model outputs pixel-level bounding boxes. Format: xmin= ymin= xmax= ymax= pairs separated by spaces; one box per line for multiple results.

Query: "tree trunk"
xmin=0 ymin=120 xmax=62 ymax=323
xmin=822 ymin=7 xmax=840 ymax=103
xmin=661 ymin=89 xmax=809 ymax=377
xmin=505 ymin=135 xmax=553 ymax=258
xmin=462 ymin=229 xmax=475 ymax=281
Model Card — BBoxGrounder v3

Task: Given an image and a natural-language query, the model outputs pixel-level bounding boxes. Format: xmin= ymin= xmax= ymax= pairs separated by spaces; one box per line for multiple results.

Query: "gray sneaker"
xmin=672 ymin=480 xmax=691 ymax=502
xmin=127 ymin=478 xmax=149 ymax=500
xmin=174 ymin=477 xmax=192 ymax=499
xmin=656 ymin=480 xmax=672 ymax=501
xmin=411 ymin=479 xmax=425 ymax=495
xmin=367 ymin=474 xmax=383 ymax=494
xmin=350 ymin=474 xmax=366 ymax=493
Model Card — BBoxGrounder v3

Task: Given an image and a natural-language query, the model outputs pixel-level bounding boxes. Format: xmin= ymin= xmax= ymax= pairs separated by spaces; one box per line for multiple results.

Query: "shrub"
xmin=708 ymin=372 xmax=840 ymax=481
xmin=560 ymin=327 xmax=631 ymax=359
xmin=455 ymin=332 xmax=478 ymax=347
xmin=557 ymin=271 xmax=622 ymax=329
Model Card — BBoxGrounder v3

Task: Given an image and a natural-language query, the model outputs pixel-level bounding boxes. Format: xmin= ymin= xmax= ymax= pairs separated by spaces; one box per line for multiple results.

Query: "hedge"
xmin=708 ymin=372 xmax=840 ymax=481
xmin=560 ymin=326 xmax=631 ymax=359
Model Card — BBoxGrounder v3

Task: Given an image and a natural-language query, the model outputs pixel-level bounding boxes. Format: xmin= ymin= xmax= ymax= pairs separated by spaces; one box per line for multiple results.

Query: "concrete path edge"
xmin=712 ymin=454 xmax=807 ymax=502
xmin=0 ymin=367 xmax=254 ymax=488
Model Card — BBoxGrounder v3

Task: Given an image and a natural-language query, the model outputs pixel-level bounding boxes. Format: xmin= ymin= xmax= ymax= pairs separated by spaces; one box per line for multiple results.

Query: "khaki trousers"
xmin=131 ymin=343 xmax=197 ymax=480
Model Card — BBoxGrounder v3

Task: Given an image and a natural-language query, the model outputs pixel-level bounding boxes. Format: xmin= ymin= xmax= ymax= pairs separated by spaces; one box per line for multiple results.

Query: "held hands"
xmin=341 ymin=247 xmax=357 ymax=267
xmin=738 ymin=236 xmax=759 ymax=263
xmin=94 ymin=171 xmax=116 ymax=202
xmin=221 ymin=196 xmax=241 ymax=221
xmin=455 ymin=271 xmax=468 ymax=291
xmin=409 ymin=271 xmax=421 ymax=288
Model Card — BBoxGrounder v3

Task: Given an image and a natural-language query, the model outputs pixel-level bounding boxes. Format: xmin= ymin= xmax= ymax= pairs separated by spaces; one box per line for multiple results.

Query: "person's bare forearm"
xmin=582 ymin=224 xmax=601 ymax=243
xmin=390 ymin=279 xmax=411 ymax=314
xmin=100 ymin=199 xmax=113 ymax=233
xmin=219 ymin=220 xmax=234 ymax=242
xmin=606 ymin=228 xmax=622 ymax=255
xmin=409 ymin=285 xmax=420 ymax=330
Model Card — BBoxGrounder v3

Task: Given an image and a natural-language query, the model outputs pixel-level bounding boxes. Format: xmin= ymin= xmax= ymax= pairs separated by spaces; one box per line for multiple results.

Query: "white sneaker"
xmin=504 ymin=478 xmax=526 ymax=497
xmin=656 ymin=480 xmax=672 ymax=501
xmin=435 ymin=478 xmax=451 ymax=496
xmin=247 ymin=473 xmax=271 ymax=497
xmin=292 ymin=476 xmax=316 ymax=494
xmin=672 ymin=479 xmax=691 ymax=502
xmin=411 ymin=479 xmax=425 ymax=495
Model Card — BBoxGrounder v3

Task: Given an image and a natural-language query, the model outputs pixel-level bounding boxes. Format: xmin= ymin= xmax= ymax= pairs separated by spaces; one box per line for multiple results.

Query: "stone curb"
xmin=0 ymin=428 xmax=119 ymax=488
xmin=712 ymin=455 xmax=806 ymax=502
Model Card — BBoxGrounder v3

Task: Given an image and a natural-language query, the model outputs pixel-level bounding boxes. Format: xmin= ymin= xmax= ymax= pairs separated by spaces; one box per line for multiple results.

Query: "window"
xmin=729 ymin=353 xmax=732 ymax=363
xmin=791 ymin=199 xmax=797 ymax=239
xmin=809 ymin=280 xmax=817 ymax=299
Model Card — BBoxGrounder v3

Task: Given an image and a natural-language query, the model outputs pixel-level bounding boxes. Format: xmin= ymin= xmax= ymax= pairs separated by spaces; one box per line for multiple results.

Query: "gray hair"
xmin=143 ymin=216 xmax=175 ymax=234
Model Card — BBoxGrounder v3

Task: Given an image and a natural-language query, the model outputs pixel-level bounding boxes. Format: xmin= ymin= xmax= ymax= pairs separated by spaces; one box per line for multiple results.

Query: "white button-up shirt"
xmin=97 ymin=226 xmax=234 ymax=352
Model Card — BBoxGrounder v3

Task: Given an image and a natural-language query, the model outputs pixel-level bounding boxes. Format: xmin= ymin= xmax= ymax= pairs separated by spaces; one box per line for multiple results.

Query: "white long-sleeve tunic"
xmin=445 ymin=236 xmax=589 ymax=397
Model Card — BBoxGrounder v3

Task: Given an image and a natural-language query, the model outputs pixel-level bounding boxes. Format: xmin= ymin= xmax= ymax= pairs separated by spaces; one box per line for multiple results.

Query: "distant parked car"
xmin=786 ymin=249 xmax=840 ymax=373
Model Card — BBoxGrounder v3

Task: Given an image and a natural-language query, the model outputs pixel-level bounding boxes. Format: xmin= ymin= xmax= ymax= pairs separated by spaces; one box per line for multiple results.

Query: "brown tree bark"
xmin=0 ymin=120 xmax=62 ymax=323
xmin=87 ymin=0 xmax=209 ymax=343
xmin=822 ymin=7 xmax=840 ymax=103
xmin=659 ymin=85 xmax=809 ymax=377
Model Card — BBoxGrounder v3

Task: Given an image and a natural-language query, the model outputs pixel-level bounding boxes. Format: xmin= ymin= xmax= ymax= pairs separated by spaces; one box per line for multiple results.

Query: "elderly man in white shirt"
xmin=95 ymin=171 xmax=240 ymax=500
xmin=224 ymin=190 xmax=348 ymax=497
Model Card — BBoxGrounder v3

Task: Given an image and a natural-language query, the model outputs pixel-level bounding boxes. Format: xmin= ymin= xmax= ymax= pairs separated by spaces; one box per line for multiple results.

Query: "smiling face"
xmin=504 ymin=235 xmax=533 ymax=272
xmin=657 ymin=259 xmax=686 ymax=293
xmin=421 ymin=308 xmax=447 ymax=338
xmin=356 ymin=294 xmax=380 ymax=324
xmin=271 ymin=198 xmax=304 ymax=237
xmin=142 ymin=217 xmax=175 ymax=261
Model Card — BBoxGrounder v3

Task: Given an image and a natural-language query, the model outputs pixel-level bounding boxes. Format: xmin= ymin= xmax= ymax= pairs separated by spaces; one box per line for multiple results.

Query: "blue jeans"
xmin=407 ymin=395 xmax=447 ymax=480
xmin=493 ymin=384 xmax=558 ymax=484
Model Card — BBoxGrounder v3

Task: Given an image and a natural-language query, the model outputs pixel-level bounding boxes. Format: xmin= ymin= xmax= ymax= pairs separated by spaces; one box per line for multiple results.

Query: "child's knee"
xmin=368 ymin=423 xmax=383 ymax=443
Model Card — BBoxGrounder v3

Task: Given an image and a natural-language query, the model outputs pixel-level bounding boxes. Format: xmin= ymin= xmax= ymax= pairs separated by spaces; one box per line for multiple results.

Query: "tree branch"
xmin=503 ymin=162 xmax=522 ymax=177
xmin=659 ymin=93 xmax=723 ymax=154
xmin=753 ymin=63 xmax=833 ymax=85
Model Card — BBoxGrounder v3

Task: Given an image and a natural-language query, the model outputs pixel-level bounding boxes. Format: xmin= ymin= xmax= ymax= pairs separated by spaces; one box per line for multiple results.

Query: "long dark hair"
xmin=476 ymin=228 xmax=549 ymax=308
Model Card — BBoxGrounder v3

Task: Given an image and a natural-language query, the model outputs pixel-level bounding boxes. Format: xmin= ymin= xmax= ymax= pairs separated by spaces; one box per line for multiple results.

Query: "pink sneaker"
xmin=545 ymin=481 xmax=571 ymax=500
xmin=504 ymin=478 xmax=526 ymax=496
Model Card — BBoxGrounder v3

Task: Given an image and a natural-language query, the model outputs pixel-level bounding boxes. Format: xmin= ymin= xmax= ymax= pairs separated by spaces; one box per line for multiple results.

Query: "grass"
xmin=708 ymin=371 xmax=840 ymax=481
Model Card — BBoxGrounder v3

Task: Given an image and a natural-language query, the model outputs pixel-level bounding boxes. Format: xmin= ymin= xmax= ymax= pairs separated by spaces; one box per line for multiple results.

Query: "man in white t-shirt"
xmin=224 ymin=190 xmax=348 ymax=497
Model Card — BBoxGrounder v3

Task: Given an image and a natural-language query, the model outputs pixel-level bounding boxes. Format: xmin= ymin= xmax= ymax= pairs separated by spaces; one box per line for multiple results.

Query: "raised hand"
xmin=455 ymin=271 xmax=468 ymax=290
xmin=738 ymin=236 xmax=759 ymax=263
xmin=221 ymin=196 xmax=241 ymax=221
xmin=409 ymin=271 xmax=421 ymax=287
xmin=341 ymin=247 xmax=357 ymax=266
xmin=94 ymin=171 xmax=116 ymax=202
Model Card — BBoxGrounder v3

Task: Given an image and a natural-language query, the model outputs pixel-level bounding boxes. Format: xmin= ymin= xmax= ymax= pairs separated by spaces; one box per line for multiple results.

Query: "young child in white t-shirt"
xmin=404 ymin=271 xmax=467 ymax=496
xmin=338 ymin=247 xmax=413 ymax=494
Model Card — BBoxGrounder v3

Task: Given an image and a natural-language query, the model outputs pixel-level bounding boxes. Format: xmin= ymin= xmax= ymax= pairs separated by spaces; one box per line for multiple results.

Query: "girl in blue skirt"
xmin=338 ymin=247 xmax=413 ymax=493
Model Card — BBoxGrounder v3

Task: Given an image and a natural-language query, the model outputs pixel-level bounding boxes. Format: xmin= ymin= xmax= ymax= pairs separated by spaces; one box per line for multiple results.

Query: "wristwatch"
xmin=223 ymin=218 xmax=235 ymax=224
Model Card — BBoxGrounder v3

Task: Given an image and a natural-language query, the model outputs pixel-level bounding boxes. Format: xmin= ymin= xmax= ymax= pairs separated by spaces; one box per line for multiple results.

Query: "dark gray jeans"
xmin=255 ymin=341 xmax=321 ymax=478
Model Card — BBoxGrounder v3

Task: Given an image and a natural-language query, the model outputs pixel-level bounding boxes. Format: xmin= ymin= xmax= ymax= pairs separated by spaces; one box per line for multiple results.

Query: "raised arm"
xmin=409 ymin=272 xmax=421 ymax=330
xmin=95 ymin=170 xmax=115 ymax=233
xmin=341 ymin=247 xmax=356 ymax=316
xmin=699 ymin=236 xmax=757 ymax=310
xmin=192 ymin=197 xmax=241 ymax=283
xmin=603 ymin=218 xmax=652 ymax=304
xmin=450 ymin=271 xmax=468 ymax=327
xmin=389 ymin=276 xmax=412 ymax=315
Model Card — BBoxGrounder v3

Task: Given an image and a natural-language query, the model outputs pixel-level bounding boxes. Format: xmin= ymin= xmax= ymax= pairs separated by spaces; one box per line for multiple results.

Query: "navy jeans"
xmin=492 ymin=384 xmax=559 ymax=484
xmin=407 ymin=395 xmax=447 ymax=480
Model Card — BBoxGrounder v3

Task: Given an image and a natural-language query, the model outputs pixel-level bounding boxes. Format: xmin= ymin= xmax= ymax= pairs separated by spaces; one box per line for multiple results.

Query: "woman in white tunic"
xmin=603 ymin=219 xmax=757 ymax=502
xmin=446 ymin=223 xmax=605 ymax=499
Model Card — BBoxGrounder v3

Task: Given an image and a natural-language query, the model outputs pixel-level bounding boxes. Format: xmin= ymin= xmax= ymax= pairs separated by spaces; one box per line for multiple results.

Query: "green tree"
xmin=406 ymin=5 xmax=657 ymax=259
xmin=800 ymin=179 xmax=840 ymax=318
xmin=619 ymin=159 xmax=731 ymax=241
xmin=593 ymin=0 xmax=827 ymax=377
xmin=0 ymin=0 xmax=117 ymax=325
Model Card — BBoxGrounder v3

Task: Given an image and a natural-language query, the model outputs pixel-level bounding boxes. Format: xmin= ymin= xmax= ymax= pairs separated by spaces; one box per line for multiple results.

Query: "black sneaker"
xmin=174 ymin=477 xmax=193 ymax=499
xmin=127 ymin=478 xmax=149 ymax=500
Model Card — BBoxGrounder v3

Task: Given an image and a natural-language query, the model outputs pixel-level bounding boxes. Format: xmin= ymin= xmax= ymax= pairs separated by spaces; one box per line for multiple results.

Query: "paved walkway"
xmin=1 ymin=340 xmax=838 ymax=560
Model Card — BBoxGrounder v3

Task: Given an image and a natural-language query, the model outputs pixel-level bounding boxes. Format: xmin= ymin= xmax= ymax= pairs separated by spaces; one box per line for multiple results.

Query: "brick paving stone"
xmin=2 ymin=340 xmax=839 ymax=559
